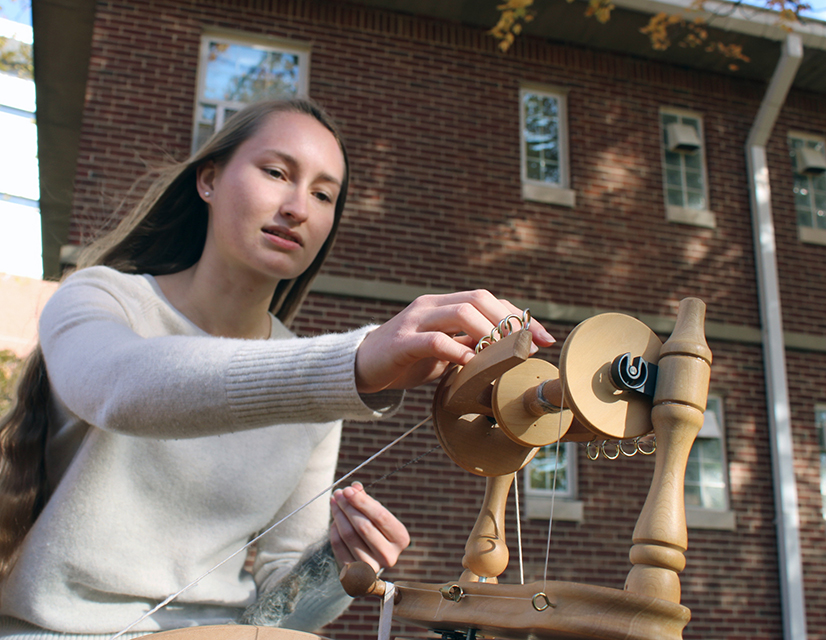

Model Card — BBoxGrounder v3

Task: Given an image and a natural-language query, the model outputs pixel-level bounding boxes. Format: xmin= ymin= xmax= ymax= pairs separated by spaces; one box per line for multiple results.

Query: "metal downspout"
xmin=745 ymin=33 xmax=806 ymax=640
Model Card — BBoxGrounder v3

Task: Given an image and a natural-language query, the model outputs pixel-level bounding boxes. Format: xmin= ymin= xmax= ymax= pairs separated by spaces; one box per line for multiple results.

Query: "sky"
xmin=0 ymin=1 xmax=30 ymax=25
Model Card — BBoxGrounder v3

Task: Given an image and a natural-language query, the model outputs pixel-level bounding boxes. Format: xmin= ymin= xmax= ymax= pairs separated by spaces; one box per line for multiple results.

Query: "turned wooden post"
xmin=624 ymin=298 xmax=712 ymax=603
xmin=461 ymin=473 xmax=514 ymax=582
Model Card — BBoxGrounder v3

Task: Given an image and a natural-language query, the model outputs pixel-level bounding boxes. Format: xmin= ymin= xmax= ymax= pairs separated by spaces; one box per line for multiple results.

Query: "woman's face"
xmin=198 ymin=111 xmax=345 ymax=285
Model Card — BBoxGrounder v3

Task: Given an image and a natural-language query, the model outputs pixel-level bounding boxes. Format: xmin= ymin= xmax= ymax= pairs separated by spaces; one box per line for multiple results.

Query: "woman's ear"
xmin=196 ymin=161 xmax=217 ymax=202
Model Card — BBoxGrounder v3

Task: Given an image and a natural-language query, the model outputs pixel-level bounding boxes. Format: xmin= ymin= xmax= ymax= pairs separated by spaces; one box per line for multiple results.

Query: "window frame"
xmin=788 ymin=131 xmax=826 ymax=246
xmin=519 ymin=83 xmax=575 ymax=207
xmin=659 ymin=107 xmax=716 ymax=229
xmin=685 ymin=394 xmax=735 ymax=530
xmin=192 ymin=31 xmax=310 ymax=153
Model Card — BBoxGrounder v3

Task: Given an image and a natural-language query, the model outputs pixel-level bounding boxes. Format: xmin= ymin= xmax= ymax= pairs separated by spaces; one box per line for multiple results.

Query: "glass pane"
xmin=798 ymin=206 xmax=814 ymax=228
xmin=686 ymin=191 xmax=705 ymax=210
xmin=686 ymin=458 xmax=700 ymax=483
xmin=681 ymin=117 xmax=699 ymax=131
xmin=203 ymin=40 xmax=300 ymax=103
xmin=702 ymin=459 xmax=724 ymax=484
xmin=664 ymin=150 xmax=682 ymax=168
xmin=527 ymin=159 xmax=541 ymax=182
xmin=821 ymin=451 xmax=826 ymax=518
xmin=685 ymin=170 xmax=703 ymax=191
xmin=666 ymin=169 xmax=682 ymax=187
xmin=667 ymin=188 xmax=684 ymax=207
xmin=530 ymin=467 xmax=548 ymax=491
xmin=527 ymin=444 xmax=568 ymax=493
xmin=542 ymin=163 xmax=560 ymax=184
xmin=703 ymin=438 xmax=721 ymax=458
xmin=685 ymin=485 xmax=701 ymax=506
xmin=794 ymin=175 xmax=810 ymax=197
xmin=195 ymin=122 xmax=215 ymax=150
xmin=702 ymin=486 xmax=726 ymax=510
xmin=794 ymin=190 xmax=811 ymax=209
xmin=684 ymin=151 xmax=702 ymax=170
xmin=199 ymin=103 xmax=216 ymax=125
xmin=817 ymin=409 xmax=826 ymax=448
xmin=662 ymin=113 xmax=678 ymax=126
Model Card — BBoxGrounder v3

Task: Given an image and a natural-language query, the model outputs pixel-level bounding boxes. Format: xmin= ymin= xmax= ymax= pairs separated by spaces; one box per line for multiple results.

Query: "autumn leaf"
xmin=490 ymin=0 xmax=805 ymax=67
xmin=489 ymin=0 xmax=536 ymax=51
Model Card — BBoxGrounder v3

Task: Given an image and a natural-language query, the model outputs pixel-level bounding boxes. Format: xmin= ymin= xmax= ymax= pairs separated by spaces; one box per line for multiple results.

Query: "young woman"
xmin=0 ymin=99 xmax=554 ymax=639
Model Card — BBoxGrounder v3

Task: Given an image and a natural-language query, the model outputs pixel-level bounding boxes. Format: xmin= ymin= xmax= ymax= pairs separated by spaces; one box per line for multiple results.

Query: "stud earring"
xmin=204 ymin=191 xmax=210 ymax=197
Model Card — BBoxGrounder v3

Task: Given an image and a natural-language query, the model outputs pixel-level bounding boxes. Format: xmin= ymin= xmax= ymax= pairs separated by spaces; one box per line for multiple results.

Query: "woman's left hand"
xmin=329 ymin=481 xmax=410 ymax=572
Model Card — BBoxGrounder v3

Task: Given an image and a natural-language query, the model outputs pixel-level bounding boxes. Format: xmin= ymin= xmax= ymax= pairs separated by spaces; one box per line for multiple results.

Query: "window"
xmin=660 ymin=108 xmax=715 ymax=228
xmin=789 ymin=133 xmax=826 ymax=245
xmin=523 ymin=442 xmax=582 ymax=521
xmin=685 ymin=395 xmax=734 ymax=529
xmin=193 ymin=34 xmax=309 ymax=151
xmin=817 ymin=405 xmax=826 ymax=519
xmin=520 ymin=84 xmax=575 ymax=207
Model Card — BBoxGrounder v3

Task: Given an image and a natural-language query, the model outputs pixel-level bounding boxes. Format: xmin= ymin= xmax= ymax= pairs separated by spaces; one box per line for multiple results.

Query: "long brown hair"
xmin=0 ymin=98 xmax=350 ymax=578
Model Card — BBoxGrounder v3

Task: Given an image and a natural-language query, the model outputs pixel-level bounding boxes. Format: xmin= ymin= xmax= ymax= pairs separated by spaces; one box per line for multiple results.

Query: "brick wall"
xmin=69 ymin=0 xmax=826 ymax=638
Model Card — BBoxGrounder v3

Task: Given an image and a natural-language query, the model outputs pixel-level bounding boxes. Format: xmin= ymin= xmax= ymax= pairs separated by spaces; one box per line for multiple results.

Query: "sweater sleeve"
xmin=244 ymin=422 xmax=351 ymax=631
xmin=39 ymin=268 xmax=402 ymax=439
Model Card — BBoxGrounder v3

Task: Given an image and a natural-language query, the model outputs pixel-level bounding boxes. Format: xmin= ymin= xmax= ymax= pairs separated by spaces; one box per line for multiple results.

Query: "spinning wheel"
xmin=341 ymin=298 xmax=712 ymax=640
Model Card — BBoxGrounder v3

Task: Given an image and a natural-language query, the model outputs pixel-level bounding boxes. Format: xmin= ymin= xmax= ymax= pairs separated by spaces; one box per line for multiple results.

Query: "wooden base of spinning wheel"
xmin=139 ymin=626 xmax=330 ymax=640
xmin=391 ymin=578 xmax=689 ymax=640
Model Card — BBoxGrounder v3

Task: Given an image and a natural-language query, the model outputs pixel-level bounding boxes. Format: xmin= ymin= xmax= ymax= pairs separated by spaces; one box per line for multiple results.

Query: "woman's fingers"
xmin=329 ymin=482 xmax=410 ymax=572
xmin=328 ymin=515 xmax=355 ymax=568
xmin=354 ymin=290 xmax=555 ymax=394
xmin=498 ymin=298 xmax=555 ymax=348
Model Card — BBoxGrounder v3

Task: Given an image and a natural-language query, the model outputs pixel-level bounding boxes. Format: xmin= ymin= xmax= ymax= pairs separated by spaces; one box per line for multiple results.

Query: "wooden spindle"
xmin=461 ymin=473 xmax=514 ymax=582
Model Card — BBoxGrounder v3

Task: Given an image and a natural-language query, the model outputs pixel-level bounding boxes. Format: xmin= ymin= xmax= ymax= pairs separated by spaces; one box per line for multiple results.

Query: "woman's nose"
xmin=280 ymin=188 xmax=310 ymax=222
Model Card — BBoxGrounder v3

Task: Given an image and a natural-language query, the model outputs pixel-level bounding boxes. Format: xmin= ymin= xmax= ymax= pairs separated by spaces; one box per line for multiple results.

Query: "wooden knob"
xmin=339 ymin=562 xmax=387 ymax=598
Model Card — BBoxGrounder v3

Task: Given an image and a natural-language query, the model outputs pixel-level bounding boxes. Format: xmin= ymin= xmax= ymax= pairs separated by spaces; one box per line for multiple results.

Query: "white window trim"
xmin=192 ymin=31 xmax=311 ymax=152
xmin=523 ymin=442 xmax=583 ymax=522
xmin=520 ymin=83 xmax=575 ymax=208
xmin=660 ymin=107 xmax=716 ymax=228
xmin=686 ymin=506 xmax=736 ymax=530
xmin=789 ymin=130 xmax=826 ymax=246
xmin=799 ymin=226 xmax=826 ymax=246
xmin=686 ymin=395 xmax=735 ymax=531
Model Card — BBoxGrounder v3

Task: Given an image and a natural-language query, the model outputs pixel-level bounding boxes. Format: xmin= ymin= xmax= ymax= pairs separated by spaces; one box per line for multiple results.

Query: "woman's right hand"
xmin=354 ymin=290 xmax=554 ymax=394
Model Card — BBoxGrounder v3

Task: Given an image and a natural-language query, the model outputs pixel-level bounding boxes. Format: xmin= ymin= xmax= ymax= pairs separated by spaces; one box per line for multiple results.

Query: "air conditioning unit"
xmin=666 ymin=123 xmax=702 ymax=153
xmin=795 ymin=146 xmax=826 ymax=175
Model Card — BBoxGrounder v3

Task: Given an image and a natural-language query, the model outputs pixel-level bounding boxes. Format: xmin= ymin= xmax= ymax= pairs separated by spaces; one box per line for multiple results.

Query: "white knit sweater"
xmin=0 ymin=266 xmax=401 ymax=638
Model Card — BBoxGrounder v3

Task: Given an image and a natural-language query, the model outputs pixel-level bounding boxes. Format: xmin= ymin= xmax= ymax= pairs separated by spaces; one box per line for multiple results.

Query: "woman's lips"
xmin=263 ymin=227 xmax=302 ymax=248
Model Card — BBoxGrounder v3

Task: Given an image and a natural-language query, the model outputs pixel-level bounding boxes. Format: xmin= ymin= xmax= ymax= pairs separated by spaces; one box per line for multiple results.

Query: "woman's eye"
xmin=314 ymin=191 xmax=333 ymax=203
xmin=266 ymin=168 xmax=285 ymax=179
